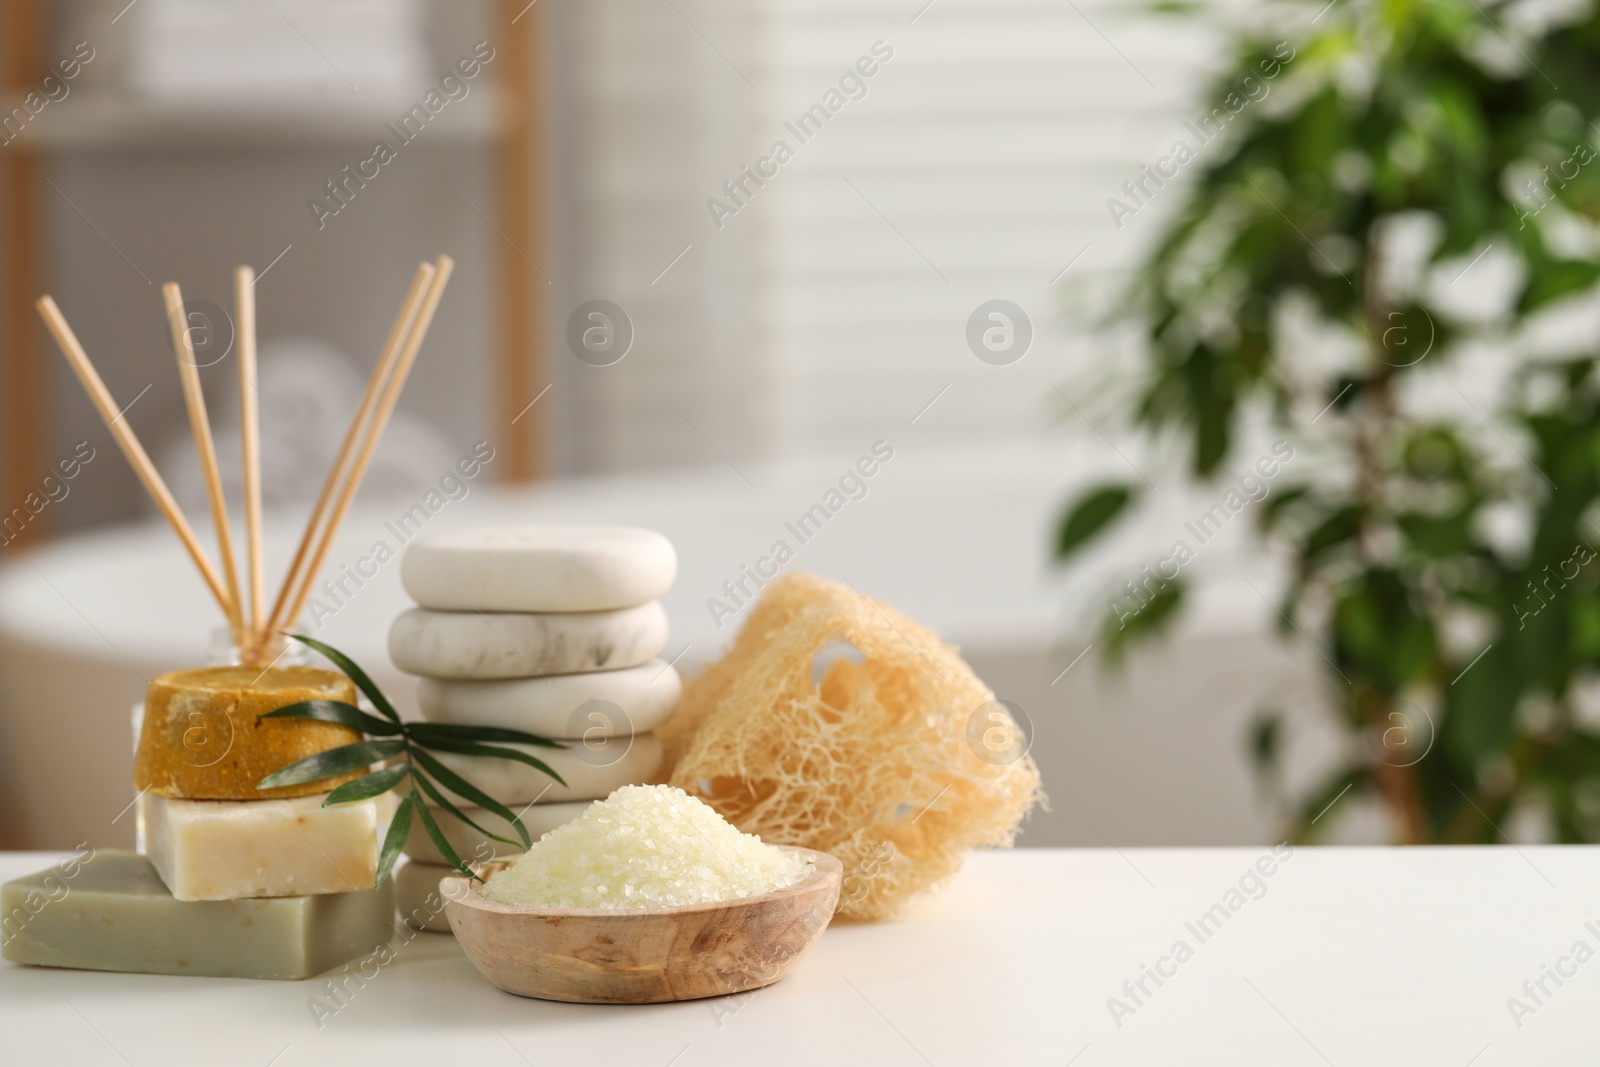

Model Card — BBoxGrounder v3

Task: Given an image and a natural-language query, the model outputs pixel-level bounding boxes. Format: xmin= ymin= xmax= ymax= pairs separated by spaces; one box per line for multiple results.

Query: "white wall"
xmin=31 ymin=0 xmax=1247 ymax=514
xmin=550 ymin=0 xmax=1233 ymax=477
xmin=28 ymin=0 xmax=500 ymax=532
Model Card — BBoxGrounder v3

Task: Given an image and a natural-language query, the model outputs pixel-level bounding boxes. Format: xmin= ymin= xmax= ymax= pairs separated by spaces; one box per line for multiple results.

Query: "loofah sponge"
xmin=662 ymin=573 xmax=1042 ymax=920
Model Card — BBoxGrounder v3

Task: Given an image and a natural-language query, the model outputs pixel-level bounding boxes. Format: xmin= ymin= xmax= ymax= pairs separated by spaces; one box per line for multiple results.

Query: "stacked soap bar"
xmin=2 ymin=851 xmax=393 ymax=980
xmin=133 ymin=666 xmax=393 ymax=902
xmin=139 ymin=791 xmax=397 ymax=901
xmin=389 ymin=526 xmax=681 ymax=930
xmin=133 ymin=666 xmax=365 ymax=800
xmin=3 ymin=666 xmax=398 ymax=979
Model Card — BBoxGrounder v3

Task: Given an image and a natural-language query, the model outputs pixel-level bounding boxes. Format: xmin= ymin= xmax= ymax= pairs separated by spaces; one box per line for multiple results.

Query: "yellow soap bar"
xmin=133 ymin=666 xmax=363 ymax=800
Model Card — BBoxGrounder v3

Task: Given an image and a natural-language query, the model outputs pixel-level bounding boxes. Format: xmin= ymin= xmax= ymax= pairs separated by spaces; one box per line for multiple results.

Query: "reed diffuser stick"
xmin=164 ymin=282 xmax=244 ymax=646
xmin=281 ymin=256 xmax=454 ymax=630
xmin=263 ymin=261 xmax=437 ymax=638
xmin=35 ymin=296 xmax=232 ymax=613
xmin=236 ymin=266 xmax=266 ymax=651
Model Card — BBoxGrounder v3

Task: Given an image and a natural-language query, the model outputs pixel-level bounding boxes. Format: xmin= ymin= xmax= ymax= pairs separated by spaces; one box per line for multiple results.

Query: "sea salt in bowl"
xmin=445 ymin=846 xmax=842 ymax=1004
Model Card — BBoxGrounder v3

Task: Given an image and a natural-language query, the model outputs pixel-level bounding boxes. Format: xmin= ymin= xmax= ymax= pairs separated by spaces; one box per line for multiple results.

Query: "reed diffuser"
xmin=37 ymin=256 xmax=453 ymax=665
xmin=36 ymin=256 xmax=454 ymax=805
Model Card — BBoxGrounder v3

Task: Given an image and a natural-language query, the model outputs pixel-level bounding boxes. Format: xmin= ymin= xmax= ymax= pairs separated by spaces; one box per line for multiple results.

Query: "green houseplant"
xmin=1058 ymin=0 xmax=1600 ymax=842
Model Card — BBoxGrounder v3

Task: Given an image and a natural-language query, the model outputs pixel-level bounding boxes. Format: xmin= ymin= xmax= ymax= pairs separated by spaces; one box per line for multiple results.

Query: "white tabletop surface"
xmin=2 ymin=845 xmax=1591 ymax=1064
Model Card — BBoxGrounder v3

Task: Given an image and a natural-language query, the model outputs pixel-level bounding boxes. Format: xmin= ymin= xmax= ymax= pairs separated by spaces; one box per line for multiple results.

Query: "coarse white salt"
xmin=479 ymin=784 xmax=813 ymax=909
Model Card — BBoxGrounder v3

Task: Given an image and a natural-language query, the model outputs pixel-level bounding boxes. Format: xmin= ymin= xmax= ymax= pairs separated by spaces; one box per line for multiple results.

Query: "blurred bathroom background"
xmin=0 ymin=0 xmax=1416 ymax=849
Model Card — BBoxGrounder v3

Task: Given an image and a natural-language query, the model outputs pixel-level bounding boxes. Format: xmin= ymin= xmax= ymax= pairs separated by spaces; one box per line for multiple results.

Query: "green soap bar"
xmin=2 ymin=850 xmax=395 ymax=980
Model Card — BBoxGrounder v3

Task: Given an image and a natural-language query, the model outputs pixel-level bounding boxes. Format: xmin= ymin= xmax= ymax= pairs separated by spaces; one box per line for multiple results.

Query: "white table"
xmin=2 ymin=846 xmax=1589 ymax=1063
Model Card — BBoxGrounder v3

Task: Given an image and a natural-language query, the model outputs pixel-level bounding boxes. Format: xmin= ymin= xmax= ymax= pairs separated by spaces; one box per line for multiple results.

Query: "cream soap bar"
xmin=1 ymin=850 xmax=395 ymax=980
xmin=140 ymin=791 xmax=397 ymax=901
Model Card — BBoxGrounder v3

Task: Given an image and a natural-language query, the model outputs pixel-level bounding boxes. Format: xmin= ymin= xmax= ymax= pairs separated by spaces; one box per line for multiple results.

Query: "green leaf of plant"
xmin=409 ymin=746 xmax=532 ymax=847
xmin=252 ymin=637 xmax=545 ymax=870
xmin=376 ymin=793 xmax=414 ymax=886
xmin=1195 ymin=395 xmax=1231 ymax=474
xmin=407 ymin=722 xmax=564 ymax=750
xmin=1519 ymin=259 xmax=1600 ymax=315
xmin=1571 ymin=592 xmax=1600 ymax=660
xmin=1398 ymin=511 xmax=1473 ymax=557
xmin=409 ymin=769 xmax=521 ymax=849
xmin=1442 ymin=642 xmax=1518 ymax=768
xmin=1291 ymin=771 xmax=1365 ymax=844
xmin=1257 ymin=484 xmax=1310 ymax=534
xmin=255 ymin=738 xmax=404 ymax=790
xmin=1302 ymin=505 xmax=1362 ymax=563
xmin=413 ymin=795 xmax=477 ymax=881
xmin=1055 ymin=485 xmax=1136 ymax=559
xmin=323 ymin=764 xmax=409 ymax=806
xmin=1404 ymin=427 xmax=1470 ymax=483
xmin=412 ymin=736 xmax=568 ymax=789
xmin=1101 ymin=582 xmax=1184 ymax=663
xmin=1250 ymin=710 xmax=1281 ymax=773
xmin=290 ymin=634 xmax=402 ymax=723
xmin=258 ymin=699 xmax=400 ymax=736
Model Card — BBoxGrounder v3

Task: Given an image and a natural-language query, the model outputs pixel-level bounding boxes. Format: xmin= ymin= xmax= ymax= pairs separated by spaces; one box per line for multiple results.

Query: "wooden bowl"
xmin=444 ymin=846 xmax=842 ymax=1004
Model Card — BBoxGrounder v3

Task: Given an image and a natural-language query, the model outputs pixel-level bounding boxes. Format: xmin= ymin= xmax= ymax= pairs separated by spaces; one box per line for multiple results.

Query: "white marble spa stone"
xmin=388 ymin=601 xmax=668 ymax=679
xmin=401 ymin=800 xmax=591 ymax=866
xmin=401 ymin=526 xmax=677 ymax=613
xmin=416 ymin=660 xmax=680 ymax=737
xmin=429 ymin=732 xmax=663 ymax=805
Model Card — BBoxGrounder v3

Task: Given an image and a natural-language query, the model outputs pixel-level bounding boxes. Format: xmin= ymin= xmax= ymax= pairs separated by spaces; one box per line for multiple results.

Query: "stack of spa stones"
xmin=385 ymin=526 xmax=681 ymax=931
xmin=0 ymin=666 xmax=399 ymax=980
